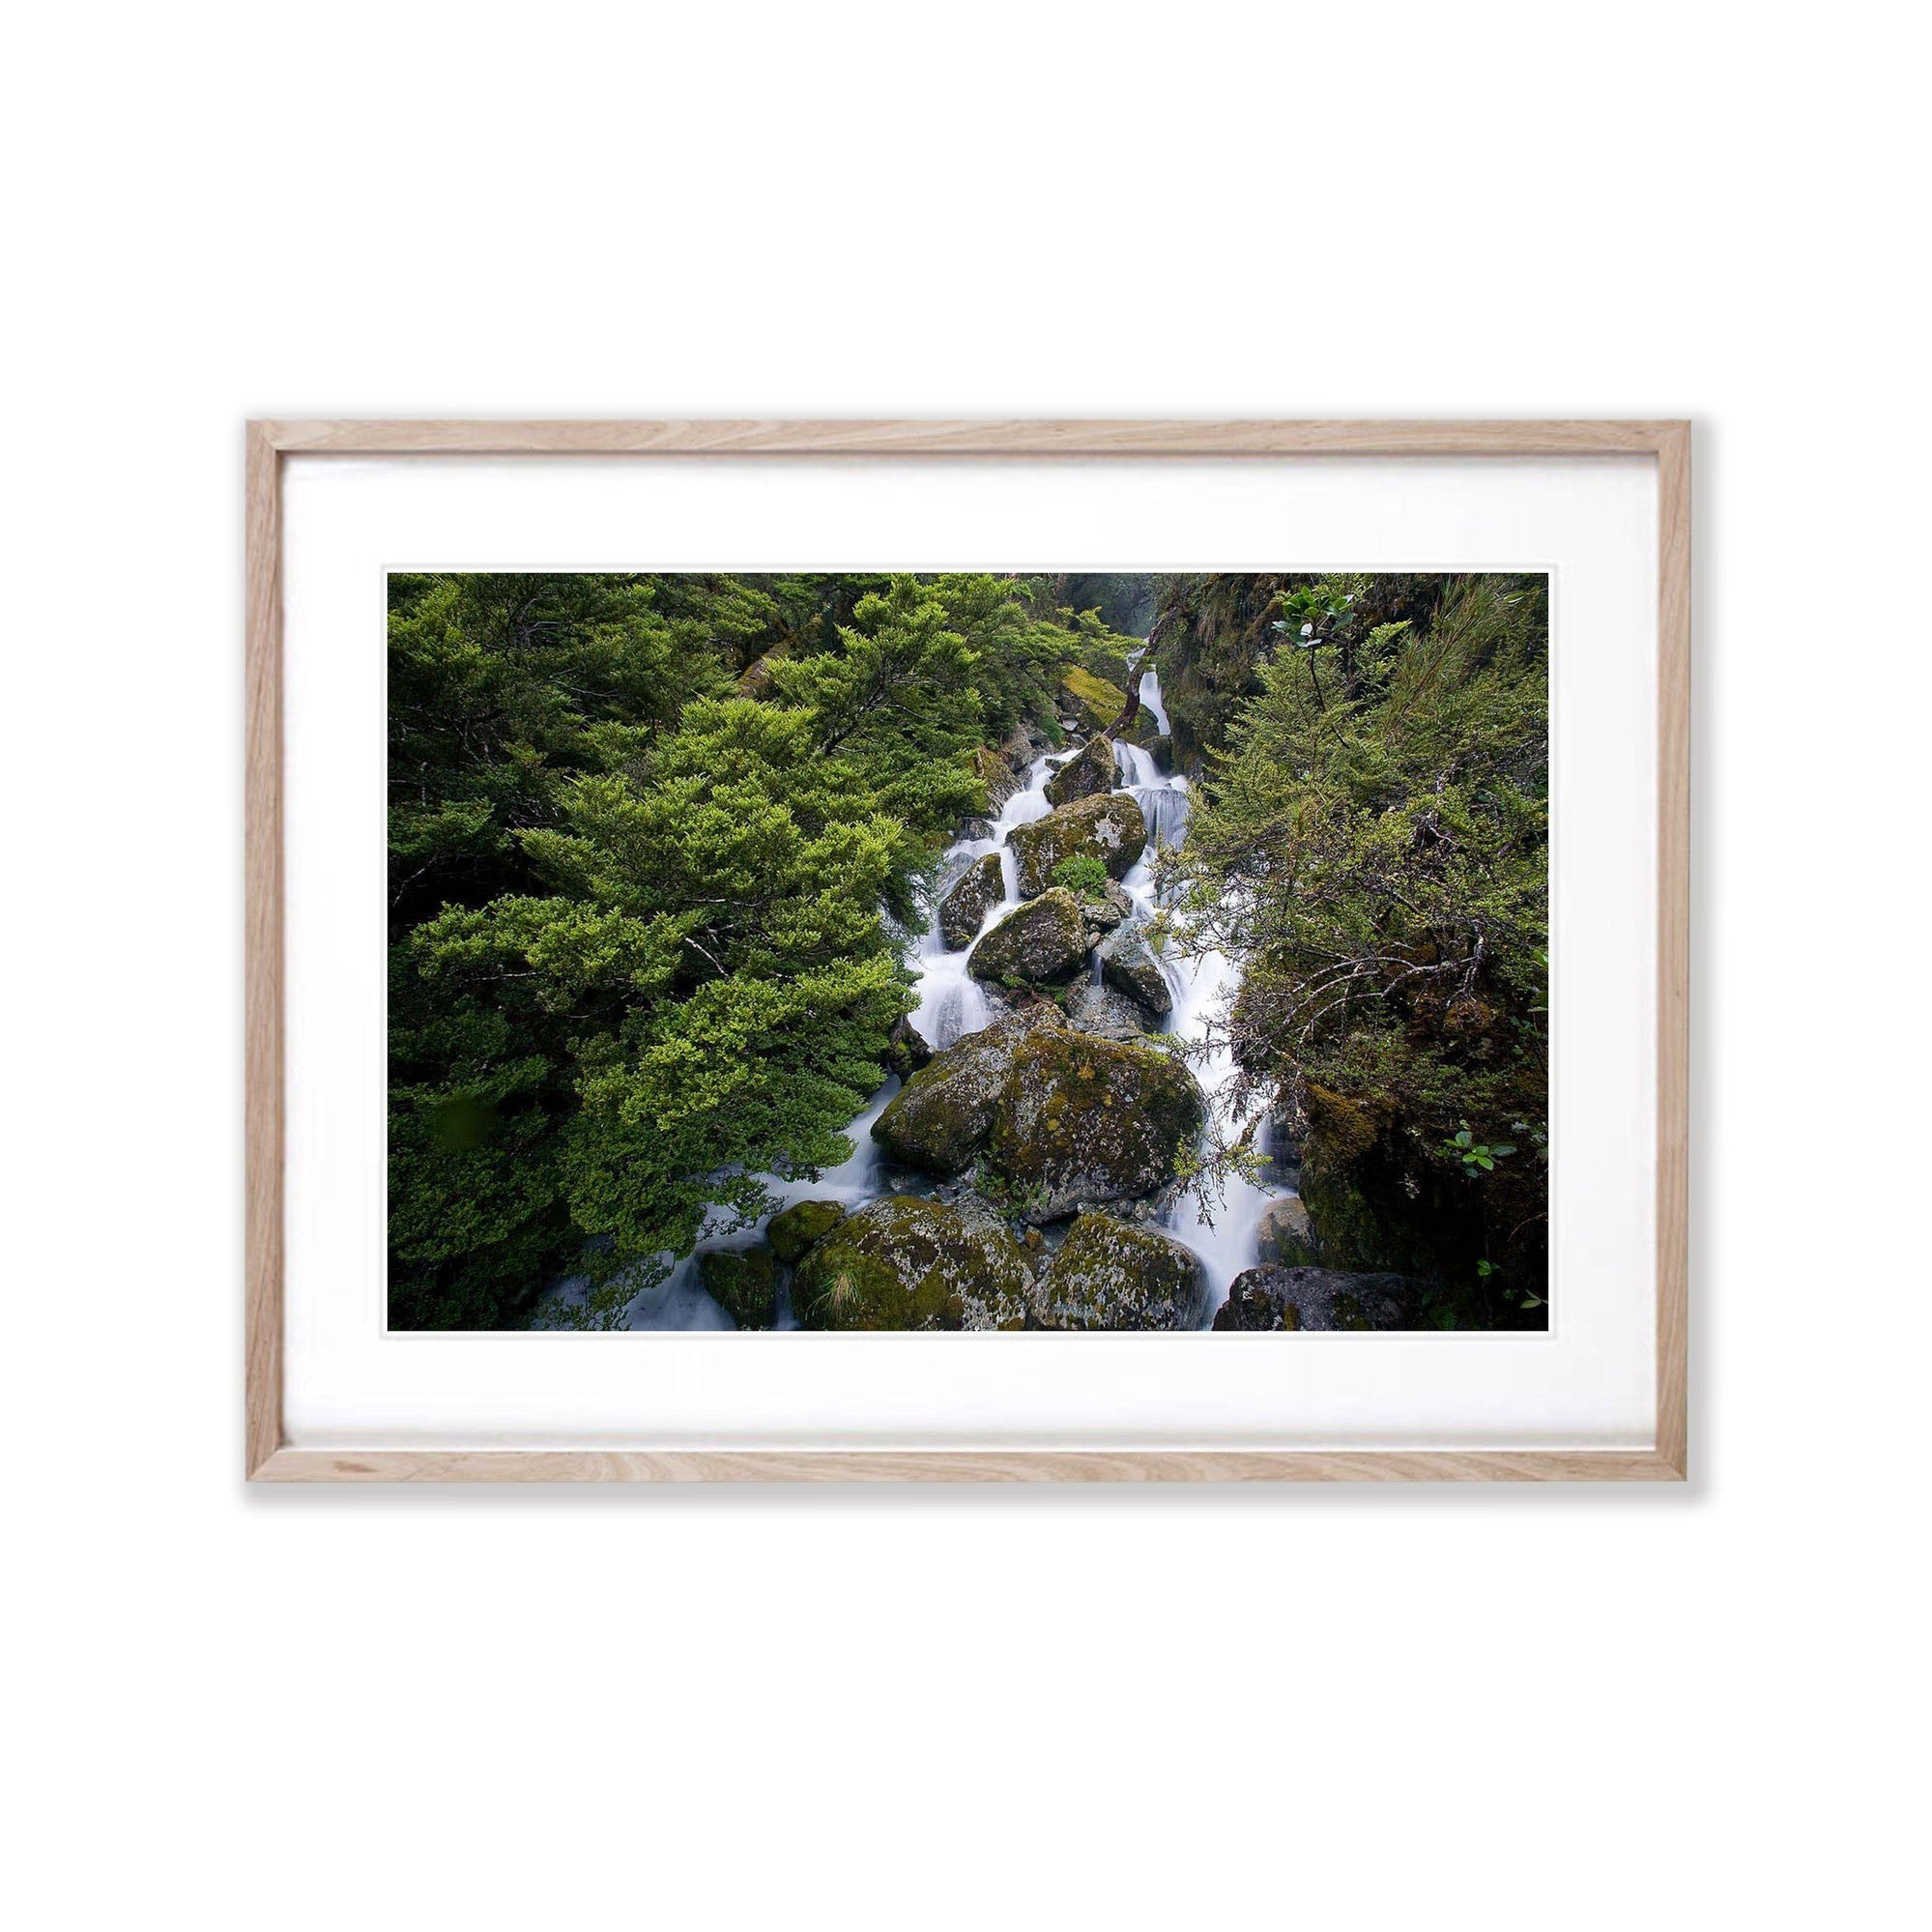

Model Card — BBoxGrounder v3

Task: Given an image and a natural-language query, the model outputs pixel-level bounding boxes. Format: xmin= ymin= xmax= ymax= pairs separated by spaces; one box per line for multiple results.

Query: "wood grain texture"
xmin=257 ymin=418 xmax=1684 ymax=458
xmin=243 ymin=418 xmax=1691 ymax=1484
xmin=252 ymin=1447 xmax=1685 ymax=1484
xmin=245 ymin=424 xmax=284 ymax=1478
xmin=1655 ymin=423 xmax=1692 ymax=1478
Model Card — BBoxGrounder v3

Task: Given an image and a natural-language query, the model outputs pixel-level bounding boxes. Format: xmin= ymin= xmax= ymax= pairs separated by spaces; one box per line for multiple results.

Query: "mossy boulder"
xmin=972 ymin=743 xmax=1021 ymax=812
xmin=1254 ymin=1196 xmax=1314 ymax=1267
xmin=1097 ymin=922 xmax=1171 ymax=1017
xmin=987 ymin=1027 xmax=1203 ymax=1220
xmin=1044 ymin=735 xmax=1117 ymax=807
xmin=1211 ymin=1265 xmax=1422 ymax=1332
xmin=1031 ymin=1213 xmax=1209 ymax=1330
xmin=938 ymin=851 xmax=1005 ymax=950
xmin=872 ymin=1005 xmax=1065 ymax=1175
xmin=791 ymin=1196 xmax=1032 ymax=1330
xmin=1057 ymin=664 xmax=1129 ymax=734
xmin=697 ymin=1246 xmax=779 ymax=1329
xmin=1006 ymin=793 xmax=1147 ymax=899
xmin=966 ymin=889 xmax=1088 ymax=987
xmin=885 ymin=1016 xmax=932 ymax=1079
xmin=765 ymin=1198 xmax=846 ymax=1265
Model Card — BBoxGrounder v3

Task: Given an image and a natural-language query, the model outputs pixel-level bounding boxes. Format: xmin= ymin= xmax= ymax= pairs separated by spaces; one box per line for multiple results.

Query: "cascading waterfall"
xmin=1113 ymin=715 xmax=1288 ymax=1307
xmin=1138 ymin=665 xmax=1170 ymax=737
xmin=593 ymin=662 xmax=1288 ymax=1327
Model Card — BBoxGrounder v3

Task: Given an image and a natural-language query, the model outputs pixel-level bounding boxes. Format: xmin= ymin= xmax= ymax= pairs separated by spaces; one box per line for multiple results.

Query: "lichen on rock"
xmin=1097 ymin=921 xmax=1172 ymax=1016
xmin=985 ymin=1026 xmax=1203 ymax=1220
xmin=1061 ymin=975 xmax=1154 ymax=1041
xmin=1056 ymin=665 xmax=1130 ymax=735
xmin=1031 ymin=1212 xmax=1209 ymax=1330
xmin=791 ymin=1195 xmax=1032 ymax=1330
xmin=966 ymin=889 xmax=1089 ymax=987
xmin=1210 ymin=1265 xmax=1422 ymax=1332
xmin=937 ymin=851 xmax=1005 ymax=950
xmin=1006 ymin=793 xmax=1147 ymax=899
xmin=1044 ymin=735 xmax=1117 ymax=807
xmin=871 ymin=1004 xmax=1066 ymax=1175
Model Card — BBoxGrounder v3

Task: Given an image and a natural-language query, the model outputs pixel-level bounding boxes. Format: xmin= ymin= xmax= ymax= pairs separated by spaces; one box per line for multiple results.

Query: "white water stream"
xmin=563 ymin=660 xmax=1290 ymax=1328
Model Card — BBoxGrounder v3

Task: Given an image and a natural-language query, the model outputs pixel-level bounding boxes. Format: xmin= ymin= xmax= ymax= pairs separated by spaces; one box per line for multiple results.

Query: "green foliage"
xmin=1051 ymin=852 xmax=1112 ymax=897
xmin=1158 ymin=573 xmax=1550 ymax=1312
xmin=1148 ymin=572 xmax=1456 ymax=772
xmin=1056 ymin=572 xmax=1156 ymax=640
xmin=1444 ymin=1120 xmax=1518 ymax=1174
xmin=389 ymin=571 xmax=1124 ymax=1328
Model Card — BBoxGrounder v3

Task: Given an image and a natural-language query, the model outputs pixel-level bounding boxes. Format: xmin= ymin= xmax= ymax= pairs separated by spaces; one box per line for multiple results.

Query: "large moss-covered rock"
xmin=972 ymin=744 xmax=1020 ymax=811
xmin=938 ymin=851 xmax=1005 ymax=950
xmin=987 ymin=1027 xmax=1203 ymax=1220
xmin=966 ymin=889 xmax=1088 ymax=987
xmin=872 ymin=1005 xmax=1065 ymax=1175
xmin=1031 ymin=1213 xmax=1209 ymax=1330
xmin=1211 ymin=1265 xmax=1422 ymax=1332
xmin=765 ymin=1198 xmax=846 ymax=1265
xmin=1057 ymin=665 xmax=1130 ymax=735
xmin=791 ymin=1196 xmax=1031 ymax=1331
xmin=1006 ymin=793 xmax=1147 ymax=899
xmin=1044 ymin=735 xmax=1117 ymax=807
xmin=697 ymin=1246 xmax=779 ymax=1329
xmin=1097 ymin=923 xmax=1172 ymax=1017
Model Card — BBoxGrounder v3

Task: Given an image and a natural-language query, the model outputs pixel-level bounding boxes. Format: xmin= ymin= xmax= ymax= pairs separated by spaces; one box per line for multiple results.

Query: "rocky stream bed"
xmin=553 ymin=659 xmax=1428 ymax=1331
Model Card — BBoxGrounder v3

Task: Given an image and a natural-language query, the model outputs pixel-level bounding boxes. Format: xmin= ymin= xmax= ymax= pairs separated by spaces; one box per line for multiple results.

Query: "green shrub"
xmin=1052 ymin=852 xmax=1111 ymax=898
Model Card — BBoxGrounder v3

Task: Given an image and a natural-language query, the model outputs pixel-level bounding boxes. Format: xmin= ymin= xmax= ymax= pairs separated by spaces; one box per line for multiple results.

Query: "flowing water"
xmin=568 ymin=661 xmax=1291 ymax=1328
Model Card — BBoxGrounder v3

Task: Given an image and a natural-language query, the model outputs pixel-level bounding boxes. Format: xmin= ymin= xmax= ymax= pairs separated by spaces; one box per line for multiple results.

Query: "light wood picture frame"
xmin=245 ymin=418 xmax=1689 ymax=1483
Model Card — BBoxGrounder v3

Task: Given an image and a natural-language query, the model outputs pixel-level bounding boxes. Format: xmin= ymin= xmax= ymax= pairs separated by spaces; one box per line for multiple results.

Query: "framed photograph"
xmin=246 ymin=419 xmax=1688 ymax=1482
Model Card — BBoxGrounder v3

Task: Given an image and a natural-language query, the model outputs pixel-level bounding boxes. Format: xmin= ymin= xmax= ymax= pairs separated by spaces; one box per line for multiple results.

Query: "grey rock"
xmin=885 ymin=1016 xmax=933 ymax=1079
xmin=1211 ymin=1265 xmax=1424 ymax=1332
xmin=792 ymin=1196 xmax=1032 ymax=1331
xmin=1032 ymin=1213 xmax=1209 ymax=1331
xmin=1062 ymin=975 xmax=1155 ymax=1041
xmin=987 ymin=1027 xmax=1204 ymax=1222
xmin=966 ymin=889 xmax=1088 ymax=986
xmin=1078 ymin=879 xmax=1135 ymax=937
xmin=938 ymin=851 xmax=1005 ymax=950
xmin=1006 ymin=793 xmax=1148 ymax=899
xmin=871 ymin=1006 xmax=1065 ymax=1175
xmin=1044 ymin=735 xmax=1117 ymax=807
xmin=1097 ymin=922 xmax=1172 ymax=1016
xmin=1254 ymin=1196 xmax=1314 ymax=1266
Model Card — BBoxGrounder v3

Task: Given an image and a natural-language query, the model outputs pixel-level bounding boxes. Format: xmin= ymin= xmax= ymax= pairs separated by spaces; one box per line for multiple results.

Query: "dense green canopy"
xmin=388 ymin=570 xmax=1133 ymax=1328
xmin=1151 ymin=573 xmax=1550 ymax=1320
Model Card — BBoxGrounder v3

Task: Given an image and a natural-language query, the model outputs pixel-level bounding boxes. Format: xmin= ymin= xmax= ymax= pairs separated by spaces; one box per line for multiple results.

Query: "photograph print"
xmin=388 ymin=569 xmax=1549 ymax=1333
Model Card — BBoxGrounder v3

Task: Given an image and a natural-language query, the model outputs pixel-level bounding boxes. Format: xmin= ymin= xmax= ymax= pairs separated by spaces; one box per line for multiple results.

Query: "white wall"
xmin=7 ymin=5 xmax=1923 ymax=1929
